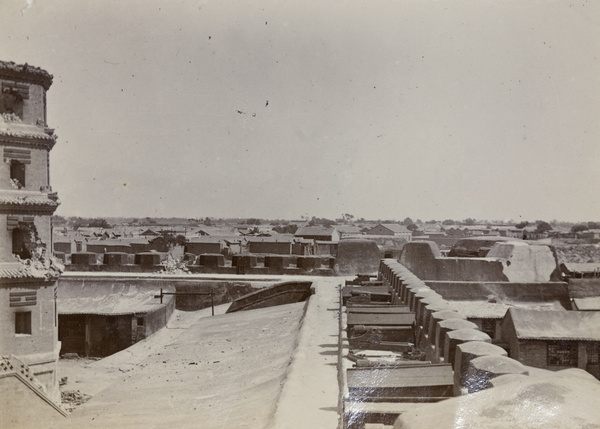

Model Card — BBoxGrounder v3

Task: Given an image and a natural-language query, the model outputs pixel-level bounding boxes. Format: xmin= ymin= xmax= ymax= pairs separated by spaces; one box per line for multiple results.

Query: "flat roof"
xmin=508 ymin=308 xmax=600 ymax=341
xmin=58 ymin=284 xmax=168 ymax=316
xmin=449 ymin=300 xmax=565 ymax=319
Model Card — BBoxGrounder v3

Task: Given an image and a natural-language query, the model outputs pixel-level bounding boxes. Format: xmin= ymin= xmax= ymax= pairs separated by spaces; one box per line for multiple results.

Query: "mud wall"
xmin=399 ymin=241 xmax=561 ymax=282
xmin=57 ymin=275 xmax=272 ymax=311
xmin=424 ymin=281 xmax=569 ymax=304
xmin=335 ymin=239 xmax=382 ymax=275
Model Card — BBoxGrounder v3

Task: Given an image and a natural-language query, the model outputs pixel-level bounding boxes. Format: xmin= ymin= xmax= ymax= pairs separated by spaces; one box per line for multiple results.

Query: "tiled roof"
xmin=0 ymin=60 xmax=53 ymax=89
xmin=0 ymin=117 xmax=56 ymax=141
xmin=0 ymin=190 xmax=60 ymax=208
xmin=379 ymin=224 xmax=410 ymax=233
xmin=0 ymin=61 xmax=53 ymax=100
xmin=0 ymin=262 xmax=51 ymax=280
xmin=0 ymin=266 xmax=41 ymax=279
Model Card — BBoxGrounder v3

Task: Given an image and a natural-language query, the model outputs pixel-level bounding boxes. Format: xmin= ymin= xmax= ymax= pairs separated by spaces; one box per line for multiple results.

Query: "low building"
xmin=295 ymin=226 xmax=340 ymax=242
xmin=140 ymin=229 xmax=160 ymax=237
xmin=246 ymin=236 xmax=293 ymax=255
xmin=334 ymin=225 xmax=362 ymax=238
xmin=365 ymin=224 xmax=412 ymax=241
xmin=501 ymin=308 xmax=600 ymax=379
xmin=579 ymin=229 xmax=600 ymax=241
xmin=507 ymin=226 xmax=548 ymax=240
xmin=314 ymin=240 xmax=338 ymax=256
xmin=53 ymin=236 xmax=74 ymax=254
xmin=86 ymin=239 xmax=132 ymax=254
xmin=292 ymin=238 xmax=313 ymax=255
xmin=197 ymin=226 xmax=239 ymax=237
xmin=57 ymin=283 xmax=175 ymax=357
xmin=185 ymin=237 xmax=223 ymax=255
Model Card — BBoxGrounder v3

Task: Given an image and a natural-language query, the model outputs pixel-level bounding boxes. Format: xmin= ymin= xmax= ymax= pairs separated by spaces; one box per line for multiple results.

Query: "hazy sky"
xmin=1 ymin=0 xmax=598 ymax=222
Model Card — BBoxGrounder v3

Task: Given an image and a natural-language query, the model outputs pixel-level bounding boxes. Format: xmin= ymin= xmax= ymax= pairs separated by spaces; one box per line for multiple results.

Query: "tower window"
xmin=10 ymin=160 xmax=25 ymax=188
xmin=0 ymin=88 xmax=24 ymax=119
xmin=15 ymin=312 xmax=32 ymax=335
xmin=12 ymin=224 xmax=39 ymax=260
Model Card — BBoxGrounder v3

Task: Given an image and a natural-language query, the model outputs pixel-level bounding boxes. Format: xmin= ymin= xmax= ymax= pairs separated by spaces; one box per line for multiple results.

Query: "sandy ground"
xmin=53 ymin=276 xmax=344 ymax=429
xmin=57 ymin=304 xmax=230 ymax=399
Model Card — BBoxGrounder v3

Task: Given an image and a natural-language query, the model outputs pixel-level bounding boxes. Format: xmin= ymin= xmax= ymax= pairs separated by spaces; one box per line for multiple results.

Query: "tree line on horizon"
xmin=52 ymin=215 xmax=600 ymax=234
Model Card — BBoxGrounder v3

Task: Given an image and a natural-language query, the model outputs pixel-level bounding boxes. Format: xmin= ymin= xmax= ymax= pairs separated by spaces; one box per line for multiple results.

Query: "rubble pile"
xmin=555 ymin=244 xmax=600 ymax=263
xmin=61 ymin=390 xmax=92 ymax=413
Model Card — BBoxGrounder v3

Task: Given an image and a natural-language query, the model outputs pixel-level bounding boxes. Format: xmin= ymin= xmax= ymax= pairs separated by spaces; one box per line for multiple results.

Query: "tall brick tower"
xmin=0 ymin=61 xmax=62 ymax=402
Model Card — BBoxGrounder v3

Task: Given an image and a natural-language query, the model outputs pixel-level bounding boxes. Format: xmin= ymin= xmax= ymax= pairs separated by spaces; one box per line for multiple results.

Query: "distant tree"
xmin=442 ymin=219 xmax=455 ymax=225
xmin=402 ymin=217 xmax=413 ymax=226
xmin=515 ymin=221 xmax=529 ymax=229
xmin=340 ymin=213 xmax=354 ymax=223
xmin=204 ymin=217 xmax=213 ymax=226
xmin=308 ymin=217 xmax=335 ymax=227
xmin=463 ymin=218 xmax=476 ymax=226
xmin=536 ymin=221 xmax=552 ymax=233
xmin=160 ymin=231 xmax=188 ymax=247
xmin=406 ymin=223 xmax=419 ymax=231
xmin=245 ymin=218 xmax=262 ymax=225
xmin=588 ymin=222 xmax=600 ymax=230
xmin=88 ymin=218 xmax=111 ymax=228
xmin=52 ymin=215 xmax=67 ymax=225
xmin=416 ymin=219 xmax=423 ymax=224
xmin=571 ymin=223 xmax=588 ymax=233
xmin=273 ymin=224 xmax=298 ymax=234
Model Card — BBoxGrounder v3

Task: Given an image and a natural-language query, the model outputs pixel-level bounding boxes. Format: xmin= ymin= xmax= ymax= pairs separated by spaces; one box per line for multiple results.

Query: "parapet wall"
xmin=399 ymin=241 xmax=561 ymax=282
xmin=378 ymin=259 xmax=533 ymax=396
xmin=424 ymin=280 xmax=570 ymax=305
xmin=57 ymin=274 xmax=274 ymax=311
xmin=65 ymin=253 xmax=335 ymax=276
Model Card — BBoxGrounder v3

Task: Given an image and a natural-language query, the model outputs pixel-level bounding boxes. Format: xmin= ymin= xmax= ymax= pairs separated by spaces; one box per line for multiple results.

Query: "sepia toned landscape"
xmin=1 ymin=1 xmax=599 ymax=428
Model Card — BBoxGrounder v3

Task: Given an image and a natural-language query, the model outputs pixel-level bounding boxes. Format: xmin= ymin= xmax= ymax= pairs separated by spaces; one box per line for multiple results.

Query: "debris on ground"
xmin=61 ymin=390 xmax=92 ymax=413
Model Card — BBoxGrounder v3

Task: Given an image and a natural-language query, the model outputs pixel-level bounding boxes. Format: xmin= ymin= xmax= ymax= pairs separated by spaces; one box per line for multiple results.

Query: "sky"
xmin=1 ymin=0 xmax=598 ymax=222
